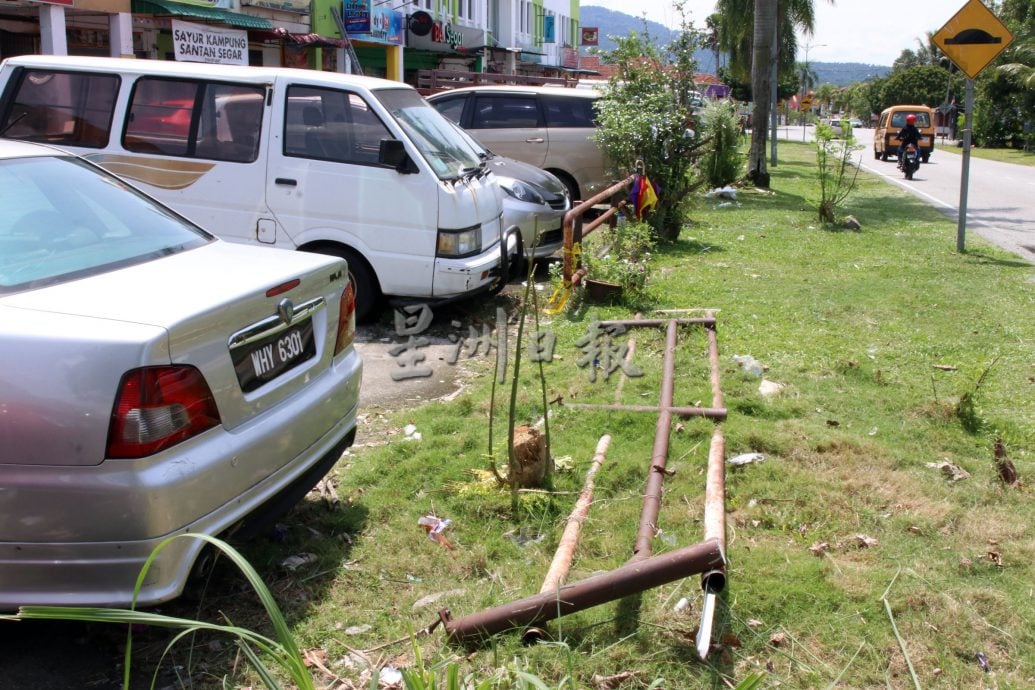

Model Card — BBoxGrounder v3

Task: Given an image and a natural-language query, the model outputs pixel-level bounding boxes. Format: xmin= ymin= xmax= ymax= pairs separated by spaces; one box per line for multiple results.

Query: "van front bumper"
xmin=432 ymin=240 xmax=503 ymax=297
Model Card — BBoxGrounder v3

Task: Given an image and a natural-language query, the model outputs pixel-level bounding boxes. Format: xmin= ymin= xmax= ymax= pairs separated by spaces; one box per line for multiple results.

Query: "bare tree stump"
xmin=511 ymin=424 xmax=547 ymax=488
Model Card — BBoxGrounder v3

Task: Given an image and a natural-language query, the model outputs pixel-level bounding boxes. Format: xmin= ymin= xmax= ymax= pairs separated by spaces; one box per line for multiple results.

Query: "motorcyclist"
xmin=896 ymin=114 xmax=922 ymax=168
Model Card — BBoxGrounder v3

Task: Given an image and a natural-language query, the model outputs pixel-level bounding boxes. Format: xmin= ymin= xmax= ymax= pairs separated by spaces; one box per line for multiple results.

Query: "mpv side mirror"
xmin=379 ymin=139 xmax=417 ymax=174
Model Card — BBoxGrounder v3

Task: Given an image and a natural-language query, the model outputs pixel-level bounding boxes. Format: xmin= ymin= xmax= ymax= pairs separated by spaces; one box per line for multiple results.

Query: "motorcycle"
xmin=901 ymin=143 xmax=920 ymax=180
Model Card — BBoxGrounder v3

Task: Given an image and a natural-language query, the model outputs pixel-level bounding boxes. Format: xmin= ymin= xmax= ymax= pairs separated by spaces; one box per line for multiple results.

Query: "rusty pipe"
xmin=631 ymin=319 xmax=679 ymax=561
xmin=539 ymin=434 xmax=612 ymax=594
xmin=442 ymin=539 xmax=725 ymax=644
xmin=562 ymin=403 xmax=726 ymax=420
xmin=595 ymin=318 xmax=715 ymax=328
xmin=706 ymin=311 xmax=724 ymax=411
xmin=562 ymin=174 xmax=636 ymax=282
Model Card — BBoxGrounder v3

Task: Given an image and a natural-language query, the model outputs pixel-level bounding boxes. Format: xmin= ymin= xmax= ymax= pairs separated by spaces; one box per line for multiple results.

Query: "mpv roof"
xmin=1 ymin=55 xmax=413 ymax=92
xmin=428 ymin=85 xmax=599 ymax=98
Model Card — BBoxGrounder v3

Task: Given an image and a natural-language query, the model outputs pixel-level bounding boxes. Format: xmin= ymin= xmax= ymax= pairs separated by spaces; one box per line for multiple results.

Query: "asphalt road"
xmin=776 ymin=125 xmax=1035 ymax=263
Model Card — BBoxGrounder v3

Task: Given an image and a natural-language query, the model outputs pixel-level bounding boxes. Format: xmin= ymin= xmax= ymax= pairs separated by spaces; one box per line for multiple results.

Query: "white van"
xmin=0 ymin=56 xmax=504 ymax=321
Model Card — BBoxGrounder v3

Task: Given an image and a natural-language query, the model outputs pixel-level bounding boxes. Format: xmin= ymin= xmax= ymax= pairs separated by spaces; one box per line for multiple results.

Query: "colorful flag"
xmin=629 ymin=174 xmax=659 ymax=220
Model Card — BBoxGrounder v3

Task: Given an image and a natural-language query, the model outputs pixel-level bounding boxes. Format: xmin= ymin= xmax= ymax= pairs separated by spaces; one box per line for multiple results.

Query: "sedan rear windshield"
xmin=0 ymin=155 xmax=210 ymax=293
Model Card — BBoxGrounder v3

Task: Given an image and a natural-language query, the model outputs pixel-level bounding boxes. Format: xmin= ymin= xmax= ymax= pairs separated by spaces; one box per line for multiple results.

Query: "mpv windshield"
xmin=0 ymin=155 xmax=209 ymax=293
xmin=373 ymin=89 xmax=483 ymax=181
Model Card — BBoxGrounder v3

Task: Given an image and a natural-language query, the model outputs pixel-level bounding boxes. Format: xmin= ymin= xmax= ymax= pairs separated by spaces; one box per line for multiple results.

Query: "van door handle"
xmin=275 ymin=178 xmax=297 ymax=186
xmin=525 ymin=137 xmax=545 ymax=143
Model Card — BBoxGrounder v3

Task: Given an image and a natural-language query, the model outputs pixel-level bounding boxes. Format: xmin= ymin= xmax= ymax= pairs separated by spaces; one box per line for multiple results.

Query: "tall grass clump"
xmin=699 ymin=99 xmax=743 ymax=188
xmin=11 ymin=534 xmax=314 ymax=690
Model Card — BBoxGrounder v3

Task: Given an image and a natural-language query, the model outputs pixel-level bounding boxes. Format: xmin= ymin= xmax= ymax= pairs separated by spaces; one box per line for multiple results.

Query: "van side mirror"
xmin=379 ymin=139 xmax=417 ymax=174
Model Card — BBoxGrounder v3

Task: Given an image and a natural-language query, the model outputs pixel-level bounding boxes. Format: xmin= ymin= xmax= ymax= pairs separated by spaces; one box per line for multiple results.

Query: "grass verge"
xmin=126 ymin=141 xmax=1035 ymax=689
xmin=935 ymin=143 xmax=1035 ymax=167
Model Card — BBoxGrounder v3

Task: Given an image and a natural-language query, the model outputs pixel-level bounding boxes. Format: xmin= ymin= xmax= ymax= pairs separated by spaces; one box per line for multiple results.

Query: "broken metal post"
xmin=441 ymin=539 xmax=725 ymax=645
xmin=539 ymin=434 xmax=612 ymax=594
xmin=631 ymin=319 xmax=678 ymax=561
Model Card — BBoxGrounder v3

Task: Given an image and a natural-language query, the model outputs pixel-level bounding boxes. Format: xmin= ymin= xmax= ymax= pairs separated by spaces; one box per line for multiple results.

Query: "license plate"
xmin=232 ymin=320 xmax=316 ymax=393
xmin=921 ymin=137 xmax=931 ymax=145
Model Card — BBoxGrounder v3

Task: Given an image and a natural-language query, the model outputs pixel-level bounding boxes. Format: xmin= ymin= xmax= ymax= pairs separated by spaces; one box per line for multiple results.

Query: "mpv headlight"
xmin=437 ymin=225 xmax=482 ymax=258
xmin=498 ymin=178 xmax=546 ymax=206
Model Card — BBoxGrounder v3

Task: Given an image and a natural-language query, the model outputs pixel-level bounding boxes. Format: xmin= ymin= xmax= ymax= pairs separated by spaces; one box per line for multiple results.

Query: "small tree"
xmin=814 ymin=123 xmax=862 ymax=223
xmin=592 ymin=4 xmax=705 ymax=241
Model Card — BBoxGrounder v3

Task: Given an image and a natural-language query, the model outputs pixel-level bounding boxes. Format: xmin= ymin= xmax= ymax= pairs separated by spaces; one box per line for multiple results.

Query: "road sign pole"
xmin=957 ymin=78 xmax=974 ymax=253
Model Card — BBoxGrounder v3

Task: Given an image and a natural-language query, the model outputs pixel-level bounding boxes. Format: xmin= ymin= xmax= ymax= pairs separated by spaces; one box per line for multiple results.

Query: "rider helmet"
xmin=906 ymin=114 xmax=917 ymax=124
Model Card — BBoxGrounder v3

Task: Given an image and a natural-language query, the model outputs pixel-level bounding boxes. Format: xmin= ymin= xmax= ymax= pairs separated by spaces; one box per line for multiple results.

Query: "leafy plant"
xmin=813 ymin=123 xmax=863 ymax=223
xmin=591 ymin=5 xmax=706 ymax=241
xmin=580 ymin=220 xmax=656 ymax=301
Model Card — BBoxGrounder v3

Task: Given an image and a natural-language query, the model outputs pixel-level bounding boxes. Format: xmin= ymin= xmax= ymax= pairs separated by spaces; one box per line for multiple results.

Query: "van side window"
xmin=0 ymin=70 xmax=118 ymax=148
xmin=125 ymin=78 xmax=264 ymax=163
xmin=284 ymin=86 xmax=392 ymax=166
xmin=541 ymin=95 xmax=597 ymax=128
xmin=470 ymin=95 xmax=542 ymax=129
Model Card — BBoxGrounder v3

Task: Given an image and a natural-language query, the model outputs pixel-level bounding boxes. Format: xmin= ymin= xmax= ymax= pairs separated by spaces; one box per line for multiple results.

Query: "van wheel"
xmin=921 ymin=153 xmax=930 ymax=163
xmin=304 ymin=244 xmax=381 ymax=323
xmin=873 ymin=148 xmax=880 ymax=160
xmin=880 ymin=151 xmax=889 ymax=162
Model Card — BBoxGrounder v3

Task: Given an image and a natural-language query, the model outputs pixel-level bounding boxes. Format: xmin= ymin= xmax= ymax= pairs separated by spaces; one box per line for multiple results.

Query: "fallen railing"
xmin=438 ymin=313 xmax=729 ymax=659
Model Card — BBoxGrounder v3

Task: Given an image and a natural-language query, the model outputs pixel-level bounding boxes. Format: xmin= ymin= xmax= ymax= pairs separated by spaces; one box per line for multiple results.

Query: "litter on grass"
xmin=926 ymin=460 xmax=970 ymax=482
xmin=418 ymin=514 xmax=455 ymax=550
xmin=732 ymin=354 xmax=764 ymax=377
xmin=280 ymin=553 xmax=318 ymax=571
xmin=758 ymin=379 xmax=784 ymax=397
xmin=727 ymin=452 xmax=765 ymax=466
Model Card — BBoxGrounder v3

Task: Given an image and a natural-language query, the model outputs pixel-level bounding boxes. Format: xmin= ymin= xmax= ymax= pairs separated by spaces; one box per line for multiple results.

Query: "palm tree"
xmin=718 ymin=0 xmax=832 ymax=186
xmin=703 ymin=13 xmax=723 ymax=73
xmin=999 ymin=34 xmax=1035 ymax=90
xmin=815 ymin=83 xmax=835 ymax=115
xmin=747 ymin=0 xmax=776 ymax=186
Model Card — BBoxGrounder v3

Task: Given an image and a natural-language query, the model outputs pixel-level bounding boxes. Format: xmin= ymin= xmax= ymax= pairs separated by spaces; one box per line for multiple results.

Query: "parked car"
xmin=426 ymin=85 xmax=613 ymax=204
xmin=0 ymin=139 xmax=362 ymax=608
xmin=451 ymin=124 xmax=569 ymax=273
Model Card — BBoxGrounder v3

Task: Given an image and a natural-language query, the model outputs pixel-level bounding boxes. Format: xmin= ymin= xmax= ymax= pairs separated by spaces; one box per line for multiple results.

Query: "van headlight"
xmin=437 ymin=225 xmax=482 ymax=258
xmin=498 ymin=178 xmax=546 ymax=206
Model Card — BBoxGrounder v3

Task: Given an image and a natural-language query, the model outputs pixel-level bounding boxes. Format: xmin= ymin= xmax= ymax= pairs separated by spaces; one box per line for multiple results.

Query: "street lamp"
xmin=801 ymin=42 xmax=827 ymax=136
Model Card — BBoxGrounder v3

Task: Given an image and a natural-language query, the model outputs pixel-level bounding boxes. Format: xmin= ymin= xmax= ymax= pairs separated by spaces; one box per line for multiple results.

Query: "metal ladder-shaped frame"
xmin=330 ymin=7 xmax=364 ymax=76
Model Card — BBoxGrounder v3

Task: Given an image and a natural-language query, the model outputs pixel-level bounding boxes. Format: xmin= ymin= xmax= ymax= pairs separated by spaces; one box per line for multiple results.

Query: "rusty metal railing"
xmin=439 ymin=313 xmax=729 ymax=659
xmin=560 ymin=174 xmax=639 ymax=285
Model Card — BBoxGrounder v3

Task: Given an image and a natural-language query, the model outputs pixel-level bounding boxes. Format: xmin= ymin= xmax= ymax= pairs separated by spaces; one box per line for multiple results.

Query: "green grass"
xmin=134 ymin=142 xmax=1035 ymax=688
xmin=936 ymin=143 xmax=1035 ymax=167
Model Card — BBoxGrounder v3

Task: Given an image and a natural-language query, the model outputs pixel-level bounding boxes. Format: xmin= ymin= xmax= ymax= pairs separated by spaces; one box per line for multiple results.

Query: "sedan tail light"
xmin=333 ymin=281 xmax=356 ymax=356
xmin=107 ymin=366 xmax=220 ymax=459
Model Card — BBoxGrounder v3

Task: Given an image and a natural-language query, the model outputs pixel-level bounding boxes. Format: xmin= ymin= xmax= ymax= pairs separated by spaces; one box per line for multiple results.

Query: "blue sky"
xmin=582 ymin=1 xmax=973 ymax=67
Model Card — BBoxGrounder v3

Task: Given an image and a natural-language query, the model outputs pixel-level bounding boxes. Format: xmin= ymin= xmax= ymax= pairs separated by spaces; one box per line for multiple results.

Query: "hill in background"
xmin=580 ymin=5 xmax=890 ymax=86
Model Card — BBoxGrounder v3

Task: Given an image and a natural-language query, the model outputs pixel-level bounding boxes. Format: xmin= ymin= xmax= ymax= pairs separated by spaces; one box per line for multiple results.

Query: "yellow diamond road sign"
xmin=800 ymin=96 xmax=812 ymax=111
xmin=933 ymin=0 xmax=1014 ymax=79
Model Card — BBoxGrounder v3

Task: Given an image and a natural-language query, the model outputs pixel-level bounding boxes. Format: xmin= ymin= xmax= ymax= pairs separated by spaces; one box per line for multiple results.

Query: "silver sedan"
xmin=0 ymin=140 xmax=362 ymax=608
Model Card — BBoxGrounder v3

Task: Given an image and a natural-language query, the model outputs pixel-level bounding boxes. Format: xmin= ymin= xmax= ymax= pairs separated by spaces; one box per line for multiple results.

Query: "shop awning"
xmin=254 ymin=27 xmax=348 ymax=48
xmin=132 ymin=0 xmax=273 ymax=29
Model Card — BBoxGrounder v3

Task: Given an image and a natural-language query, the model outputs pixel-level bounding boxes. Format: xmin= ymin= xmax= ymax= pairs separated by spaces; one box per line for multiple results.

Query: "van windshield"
xmin=373 ymin=89 xmax=483 ymax=181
